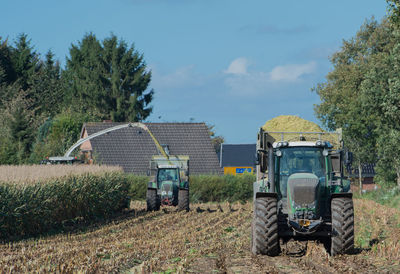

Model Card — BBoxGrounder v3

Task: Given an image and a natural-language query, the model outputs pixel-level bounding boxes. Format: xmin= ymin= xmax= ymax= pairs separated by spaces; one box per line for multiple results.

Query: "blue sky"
xmin=1 ymin=0 xmax=387 ymax=143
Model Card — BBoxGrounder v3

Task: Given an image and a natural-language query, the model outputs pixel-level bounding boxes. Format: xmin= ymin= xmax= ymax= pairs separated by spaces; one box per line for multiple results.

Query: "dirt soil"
xmin=0 ymin=199 xmax=399 ymax=273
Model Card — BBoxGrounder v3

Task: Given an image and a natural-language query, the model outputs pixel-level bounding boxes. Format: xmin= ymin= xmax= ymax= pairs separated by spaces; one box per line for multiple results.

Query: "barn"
xmin=79 ymin=122 xmax=223 ymax=175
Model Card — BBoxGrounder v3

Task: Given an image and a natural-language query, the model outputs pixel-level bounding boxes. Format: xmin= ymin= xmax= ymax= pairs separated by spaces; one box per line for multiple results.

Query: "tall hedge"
xmin=190 ymin=174 xmax=255 ymax=203
xmin=0 ymin=172 xmax=129 ymax=239
xmin=127 ymin=174 xmax=255 ymax=203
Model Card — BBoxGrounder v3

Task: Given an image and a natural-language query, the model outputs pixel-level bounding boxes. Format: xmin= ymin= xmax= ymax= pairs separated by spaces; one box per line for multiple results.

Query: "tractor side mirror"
xmin=258 ymin=150 xmax=268 ymax=173
xmin=344 ymin=151 xmax=353 ymax=165
xmin=146 ymin=170 xmax=150 ymax=176
xmin=255 ymin=152 xmax=260 ymax=165
xmin=185 ymin=170 xmax=189 ymax=176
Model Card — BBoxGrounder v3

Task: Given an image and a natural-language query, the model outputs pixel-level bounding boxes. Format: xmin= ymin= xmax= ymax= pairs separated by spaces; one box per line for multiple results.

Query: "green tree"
xmin=206 ymin=123 xmax=225 ymax=155
xmin=0 ymin=89 xmax=37 ymax=164
xmin=313 ymin=18 xmax=386 ymax=187
xmin=27 ymin=50 xmax=64 ymax=116
xmin=30 ymin=110 xmax=92 ymax=162
xmin=64 ymin=33 xmax=153 ymax=122
xmin=0 ymin=37 xmax=16 ymax=85
xmin=11 ymin=33 xmax=40 ymax=90
xmin=0 ymin=34 xmax=66 ymax=164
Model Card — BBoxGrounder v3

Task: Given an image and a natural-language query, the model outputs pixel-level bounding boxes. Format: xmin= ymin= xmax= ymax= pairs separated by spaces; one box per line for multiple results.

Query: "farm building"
xmin=219 ymin=144 xmax=256 ymax=175
xmin=79 ymin=122 xmax=223 ymax=175
xmin=347 ymin=163 xmax=377 ymax=190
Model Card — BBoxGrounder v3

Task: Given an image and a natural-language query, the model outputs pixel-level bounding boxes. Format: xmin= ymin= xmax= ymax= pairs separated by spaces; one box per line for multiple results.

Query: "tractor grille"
xmin=288 ymin=176 xmax=319 ymax=206
xmin=161 ymin=183 xmax=172 ymax=193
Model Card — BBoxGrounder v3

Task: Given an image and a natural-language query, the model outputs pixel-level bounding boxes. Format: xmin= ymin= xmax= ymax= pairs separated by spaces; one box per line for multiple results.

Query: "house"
xmin=347 ymin=163 xmax=377 ymax=190
xmin=219 ymin=144 xmax=256 ymax=175
xmin=79 ymin=122 xmax=223 ymax=175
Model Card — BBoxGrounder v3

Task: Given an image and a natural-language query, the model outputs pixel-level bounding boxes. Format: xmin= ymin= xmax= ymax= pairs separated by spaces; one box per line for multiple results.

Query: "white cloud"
xmin=269 ymin=62 xmax=317 ymax=82
xmin=223 ymin=59 xmax=318 ymax=96
xmin=151 ymin=65 xmax=203 ymax=89
xmin=224 ymin=57 xmax=249 ymax=75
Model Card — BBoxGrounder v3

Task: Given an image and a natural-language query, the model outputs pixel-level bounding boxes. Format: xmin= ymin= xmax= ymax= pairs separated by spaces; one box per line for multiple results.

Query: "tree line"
xmin=314 ymin=0 xmax=400 ymax=186
xmin=0 ymin=33 xmax=153 ymax=164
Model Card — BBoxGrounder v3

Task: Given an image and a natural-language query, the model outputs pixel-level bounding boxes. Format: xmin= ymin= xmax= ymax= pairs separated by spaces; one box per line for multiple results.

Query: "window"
xmin=157 ymin=168 xmax=179 ymax=186
xmin=277 ymin=147 xmax=326 ymax=197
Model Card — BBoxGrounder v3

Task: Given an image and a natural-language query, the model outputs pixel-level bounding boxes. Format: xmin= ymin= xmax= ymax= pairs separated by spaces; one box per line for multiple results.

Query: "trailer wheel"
xmin=331 ymin=197 xmax=354 ymax=255
xmin=178 ymin=189 xmax=189 ymax=212
xmin=146 ymin=188 xmax=160 ymax=211
xmin=252 ymin=196 xmax=280 ymax=256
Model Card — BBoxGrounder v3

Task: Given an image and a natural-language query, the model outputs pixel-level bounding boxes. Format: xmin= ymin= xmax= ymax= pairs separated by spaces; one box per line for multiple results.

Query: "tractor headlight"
xmin=316 ymin=141 xmax=325 ymax=147
xmin=323 ymin=149 xmax=329 ymax=156
xmin=277 ymin=141 xmax=289 ymax=148
xmin=276 ymin=150 xmax=282 ymax=157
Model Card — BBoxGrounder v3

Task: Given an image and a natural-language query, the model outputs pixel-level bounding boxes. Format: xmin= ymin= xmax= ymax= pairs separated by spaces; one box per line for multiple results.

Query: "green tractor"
xmin=146 ymin=155 xmax=190 ymax=212
xmin=252 ymin=129 xmax=354 ymax=256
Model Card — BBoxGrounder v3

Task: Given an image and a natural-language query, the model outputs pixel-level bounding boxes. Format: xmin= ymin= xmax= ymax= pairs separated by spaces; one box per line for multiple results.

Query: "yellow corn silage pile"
xmin=262 ymin=115 xmax=340 ymax=147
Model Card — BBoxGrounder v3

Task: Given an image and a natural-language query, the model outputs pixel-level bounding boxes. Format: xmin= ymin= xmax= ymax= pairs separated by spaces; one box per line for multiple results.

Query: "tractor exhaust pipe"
xmin=268 ymin=146 xmax=275 ymax=193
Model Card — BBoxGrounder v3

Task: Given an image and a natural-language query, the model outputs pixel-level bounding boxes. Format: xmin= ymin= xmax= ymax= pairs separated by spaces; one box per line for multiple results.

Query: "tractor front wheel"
xmin=331 ymin=197 xmax=354 ymax=255
xmin=252 ymin=196 xmax=280 ymax=256
xmin=178 ymin=189 xmax=189 ymax=212
xmin=146 ymin=188 xmax=160 ymax=211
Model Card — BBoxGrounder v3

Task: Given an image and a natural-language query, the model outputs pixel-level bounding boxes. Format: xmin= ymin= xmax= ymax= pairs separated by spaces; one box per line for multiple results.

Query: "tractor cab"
xmin=272 ymin=140 xmax=333 ymax=233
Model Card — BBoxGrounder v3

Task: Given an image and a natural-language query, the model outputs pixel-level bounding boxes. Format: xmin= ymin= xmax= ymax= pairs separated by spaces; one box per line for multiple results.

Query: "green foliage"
xmin=126 ymin=174 xmax=255 ymax=203
xmin=206 ymin=123 xmax=225 ymax=155
xmin=64 ymin=33 xmax=153 ymax=122
xmin=126 ymin=174 xmax=148 ymax=200
xmin=0 ymin=32 xmax=154 ymax=164
xmin=0 ymin=172 xmax=130 ymax=240
xmin=0 ymin=37 xmax=16 ymax=86
xmin=30 ymin=110 xmax=92 ymax=162
xmin=313 ymin=18 xmax=386 ymax=163
xmin=313 ymin=15 xmax=400 ymax=186
xmin=354 ymin=186 xmax=400 ymax=209
xmin=27 ymin=50 xmax=64 ymax=116
xmin=0 ymin=90 xmax=37 ymax=164
xmin=387 ymin=0 xmax=400 ymax=28
xmin=10 ymin=33 xmax=40 ymax=90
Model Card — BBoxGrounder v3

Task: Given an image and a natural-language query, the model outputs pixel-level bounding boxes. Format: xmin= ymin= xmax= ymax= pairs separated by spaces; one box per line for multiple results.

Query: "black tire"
xmin=146 ymin=188 xmax=160 ymax=212
xmin=252 ymin=196 xmax=280 ymax=256
xmin=331 ymin=197 xmax=354 ymax=255
xmin=178 ymin=189 xmax=189 ymax=212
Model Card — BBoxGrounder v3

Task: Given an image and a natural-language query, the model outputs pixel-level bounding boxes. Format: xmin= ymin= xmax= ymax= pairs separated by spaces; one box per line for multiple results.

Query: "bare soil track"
xmin=0 ymin=199 xmax=399 ymax=273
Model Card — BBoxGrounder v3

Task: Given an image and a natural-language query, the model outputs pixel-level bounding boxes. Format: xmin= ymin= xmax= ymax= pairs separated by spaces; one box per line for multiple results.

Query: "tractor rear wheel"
xmin=331 ymin=197 xmax=354 ymax=255
xmin=178 ymin=189 xmax=189 ymax=212
xmin=252 ymin=196 xmax=280 ymax=256
xmin=146 ymin=188 xmax=160 ymax=211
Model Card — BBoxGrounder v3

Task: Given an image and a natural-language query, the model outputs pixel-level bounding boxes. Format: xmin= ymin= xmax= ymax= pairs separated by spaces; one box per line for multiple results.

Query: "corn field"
xmin=0 ymin=165 xmax=121 ymax=184
xmin=0 ymin=169 xmax=129 ymax=239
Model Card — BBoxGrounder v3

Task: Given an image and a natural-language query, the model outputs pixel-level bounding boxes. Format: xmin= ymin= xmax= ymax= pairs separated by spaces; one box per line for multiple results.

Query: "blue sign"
xmin=236 ymin=168 xmax=252 ymax=174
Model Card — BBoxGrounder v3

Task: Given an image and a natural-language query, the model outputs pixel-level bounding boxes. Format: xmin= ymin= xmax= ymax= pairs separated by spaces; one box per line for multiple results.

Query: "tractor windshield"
xmin=277 ymin=147 xmax=326 ymax=197
xmin=157 ymin=168 xmax=179 ymax=185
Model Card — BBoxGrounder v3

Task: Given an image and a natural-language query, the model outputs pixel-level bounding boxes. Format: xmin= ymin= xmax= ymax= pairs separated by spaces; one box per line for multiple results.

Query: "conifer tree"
xmin=64 ymin=33 xmax=153 ymax=122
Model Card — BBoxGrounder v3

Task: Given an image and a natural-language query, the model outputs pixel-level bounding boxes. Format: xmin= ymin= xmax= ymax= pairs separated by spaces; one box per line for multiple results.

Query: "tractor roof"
xmin=158 ymin=164 xmax=179 ymax=169
xmin=272 ymin=140 xmax=333 ymax=149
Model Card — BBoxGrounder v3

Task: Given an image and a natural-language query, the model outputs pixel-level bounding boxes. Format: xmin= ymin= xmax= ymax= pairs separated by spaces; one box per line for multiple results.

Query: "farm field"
xmin=0 ymin=199 xmax=399 ymax=273
xmin=0 ymin=165 xmax=121 ymax=183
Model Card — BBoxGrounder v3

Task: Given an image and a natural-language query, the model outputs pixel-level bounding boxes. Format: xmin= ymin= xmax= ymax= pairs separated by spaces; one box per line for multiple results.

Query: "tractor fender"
xmin=331 ymin=192 xmax=353 ymax=199
xmin=253 ymin=181 xmax=277 ymax=200
xmin=255 ymin=192 xmax=278 ymax=199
